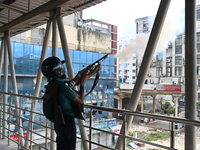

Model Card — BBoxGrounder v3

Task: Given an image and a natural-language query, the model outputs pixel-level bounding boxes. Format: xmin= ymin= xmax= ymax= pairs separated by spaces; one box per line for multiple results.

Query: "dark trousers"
xmin=54 ymin=116 xmax=76 ymax=150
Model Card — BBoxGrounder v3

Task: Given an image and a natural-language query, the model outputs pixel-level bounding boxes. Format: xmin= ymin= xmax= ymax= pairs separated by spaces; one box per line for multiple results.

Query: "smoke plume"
xmin=116 ymin=0 xmax=185 ymax=60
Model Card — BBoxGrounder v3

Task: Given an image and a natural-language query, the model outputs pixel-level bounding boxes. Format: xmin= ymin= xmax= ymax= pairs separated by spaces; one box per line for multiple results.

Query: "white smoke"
xmin=115 ymin=0 xmax=185 ymax=60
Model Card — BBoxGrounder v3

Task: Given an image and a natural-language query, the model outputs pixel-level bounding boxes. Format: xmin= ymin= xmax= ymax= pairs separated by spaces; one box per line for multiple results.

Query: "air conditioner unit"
xmin=167 ymin=63 xmax=171 ymax=67
xmin=151 ymin=63 xmax=156 ymax=67
xmin=166 ymin=59 xmax=171 ymax=63
xmin=150 ymin=79 xmax=154 ymax=84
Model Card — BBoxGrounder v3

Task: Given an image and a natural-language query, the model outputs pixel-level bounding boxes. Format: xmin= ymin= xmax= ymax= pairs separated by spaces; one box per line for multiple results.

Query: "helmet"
xmin=41 ymin=57 xmax=66 ymax=81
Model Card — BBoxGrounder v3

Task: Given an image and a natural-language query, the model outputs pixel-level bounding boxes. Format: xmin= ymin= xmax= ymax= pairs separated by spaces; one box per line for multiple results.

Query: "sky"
xmin=83 ymin=0 xmax=185 ymax=37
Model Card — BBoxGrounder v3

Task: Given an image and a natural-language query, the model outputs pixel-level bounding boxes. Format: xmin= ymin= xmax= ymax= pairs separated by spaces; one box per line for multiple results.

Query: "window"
xmin=175 ymin=45 xmax=182 ymax=54
xmin=197 ymin=55 xmax=200 ymax=64
xmin=156 ymin=67 xmax=162 ymax=76
xmin=157 ymin=52 xmax=163 ymax=60
xmin=197 ymin=32 xmax=200 ymax=42
xmin=157 ymin=60 xmax=162 ymax=67
xmin=166 ymin=67 xmax=172 ymax=77
xmin=175 ymin=67 xmax=182 ymax=76
xmin=132 ymin=63 xmax=136 ymax=66
xmin=132 ymin=70 xmax=135 ymax=73
xmin=175 ymin=35 xmax=182 ymax=44
xmin=198 ymin=79 xmax=200 ymax=87
xmin=124 ymin=70 xmax=128 ymax=74
xmin=197 ymin=9 xmax=200 ymax=20
xmin=197 ymin=43 xmax=200 ymax=53
xmin=124 ymin=63 xmax=128 ymax=68
xmin=197 ymin=66 xmax=200 ymax=76
xmin=175 ymin=56 xmax=182 ymax=65
xmin=136 ymin=22 xmax=138 ymax=34
xmin=143 ymin=21 xmax=149 ymax=33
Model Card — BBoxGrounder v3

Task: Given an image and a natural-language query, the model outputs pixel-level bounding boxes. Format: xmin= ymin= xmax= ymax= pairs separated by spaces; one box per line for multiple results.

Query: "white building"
xmin=133 ymin=5 xmax=200 ymax=101
xmin=116 ymin=37 xmax=137 ymax=85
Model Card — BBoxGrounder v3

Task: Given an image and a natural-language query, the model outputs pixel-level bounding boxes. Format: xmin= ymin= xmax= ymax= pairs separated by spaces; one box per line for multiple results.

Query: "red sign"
xmin=164 ymin=85 xmax=181 ymax=91
xmin=10 ymin=133 xmax=26 ymax=141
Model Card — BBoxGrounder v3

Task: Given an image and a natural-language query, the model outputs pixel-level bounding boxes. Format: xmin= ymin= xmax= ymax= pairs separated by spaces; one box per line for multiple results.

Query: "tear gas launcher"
xmin=66 ymin=54 xmax=109 ymax=88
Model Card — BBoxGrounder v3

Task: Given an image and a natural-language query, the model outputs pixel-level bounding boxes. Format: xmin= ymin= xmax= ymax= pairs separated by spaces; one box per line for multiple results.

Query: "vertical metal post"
xmin=122 ymin=114 xmax=127 ymax=150
xmin=25 ymin=20 xmax=52 ymax=149
xmin=3 ymin=36 xmax=8 ymax=139
xmin=115 ymin=0 xmax=171 ymax=149
xmin=185 ymin=0 xmax=197 ymax=149
xmin=89 ymin=109 xmax=92 ymax=150
xmin=56 ymin=10 xmax=89 ymax=150
xmin=0 ymin=38 xmax=4 ymax=80
xmin=5 ymin=32 xmax=24 ymax=146
xmin=170 ymin=122 xmax=174 ymax=148
xmin=0 ymin=38 xmax=4 ymax=139
xmin=52 ymin=17 xmax=58 ymax=56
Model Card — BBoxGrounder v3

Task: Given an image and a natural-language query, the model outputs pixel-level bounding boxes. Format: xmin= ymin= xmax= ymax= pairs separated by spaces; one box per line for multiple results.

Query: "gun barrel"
xmin=92 ymin=54 xmax=109 ymax=66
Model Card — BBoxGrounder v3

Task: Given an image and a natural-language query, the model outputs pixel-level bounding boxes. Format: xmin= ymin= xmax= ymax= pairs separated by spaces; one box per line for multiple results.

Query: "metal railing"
xmin=0 ymin=91 xmax=200 ymax=150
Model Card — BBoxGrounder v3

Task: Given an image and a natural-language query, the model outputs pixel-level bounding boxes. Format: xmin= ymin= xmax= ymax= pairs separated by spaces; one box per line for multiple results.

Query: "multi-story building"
xmin=1 ymin=13 xmax=117 ymax=121
xmin=130 ymin=5 xmax=200 ymax=104
xmin=116 ymin=37 xmax=137 ymax=86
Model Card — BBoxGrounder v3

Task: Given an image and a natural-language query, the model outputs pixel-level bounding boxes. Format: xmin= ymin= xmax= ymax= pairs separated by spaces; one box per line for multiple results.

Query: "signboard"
xmin=164 ymin=85 xmax=181 ymax=91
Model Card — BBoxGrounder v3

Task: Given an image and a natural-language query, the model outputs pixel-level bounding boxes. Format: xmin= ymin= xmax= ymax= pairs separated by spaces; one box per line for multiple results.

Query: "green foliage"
xmin=128 ymin=130 xmax=137 ymax=136
xmin=166 ymin=106 xmax=175 ymax=115
xmin=137 ymin=104 xmax=141 ymax=111
xmin=126 ymin=138 xmax=132 ymax=145
xmin=148 ymin=127 xmax=157 ymax=132
xmin=163 ymin=101 xmax=171 ymax=110
xmin=162 ymin=101 xmax=175 ymax=116
xmin=143 ymin=132 xmax=170 ymax=141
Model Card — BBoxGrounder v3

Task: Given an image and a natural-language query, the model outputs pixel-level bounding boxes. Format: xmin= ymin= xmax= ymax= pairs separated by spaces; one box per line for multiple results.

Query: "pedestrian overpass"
xmin=0 ymin=0 xmax=199 ymax=150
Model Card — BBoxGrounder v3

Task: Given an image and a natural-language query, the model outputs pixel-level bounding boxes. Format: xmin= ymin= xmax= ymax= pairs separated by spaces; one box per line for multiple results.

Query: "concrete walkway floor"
xmin=0 ymin=139 xmax=17 ymax=150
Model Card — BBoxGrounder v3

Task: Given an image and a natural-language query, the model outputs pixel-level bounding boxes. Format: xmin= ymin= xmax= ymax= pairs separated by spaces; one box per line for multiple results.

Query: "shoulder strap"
xmin=42 ymin=82 xmax=61 ymax=100
xmin=85 ymin=72 xmax=100 ymax=96
xmin=69 ymin=72 xmax=99 ymax=97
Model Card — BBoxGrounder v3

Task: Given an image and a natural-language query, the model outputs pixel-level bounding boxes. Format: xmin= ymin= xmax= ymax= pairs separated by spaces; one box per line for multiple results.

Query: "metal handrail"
xmin=0 ymin=91 xmax=199 ymax=149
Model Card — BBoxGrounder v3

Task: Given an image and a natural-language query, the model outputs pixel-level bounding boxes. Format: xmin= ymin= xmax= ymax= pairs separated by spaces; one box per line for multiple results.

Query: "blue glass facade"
xmin=0 ymin=41 xmax=115 ymax=120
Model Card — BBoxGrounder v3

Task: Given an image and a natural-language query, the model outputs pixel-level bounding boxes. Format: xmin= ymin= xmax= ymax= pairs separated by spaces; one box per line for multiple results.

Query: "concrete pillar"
xmin=118 ymin=94 xmax=123 ymax=110
xmin=173 ymin=95 xmax=179 ymax=117
xmin=152 ymin=95 xmax=156 ymax=114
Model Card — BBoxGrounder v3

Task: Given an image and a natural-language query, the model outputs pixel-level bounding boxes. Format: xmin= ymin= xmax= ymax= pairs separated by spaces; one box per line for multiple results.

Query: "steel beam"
xmin=185 ymin=0 xmax=197 ymax=149
xmin=25 ymin=20 xmax=52 ymax=149
xmin=0 ymin=38 xmax=4 ymax=139
xmin=3 ymin=36 xmax=8 ymax=139
xmin=115 ymin=0 xmax=171 ymax=149
xmin=5 ymin=32 xmax=24 ymax=146
xmin=0 ymin=0 xmax=70 ymax=32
